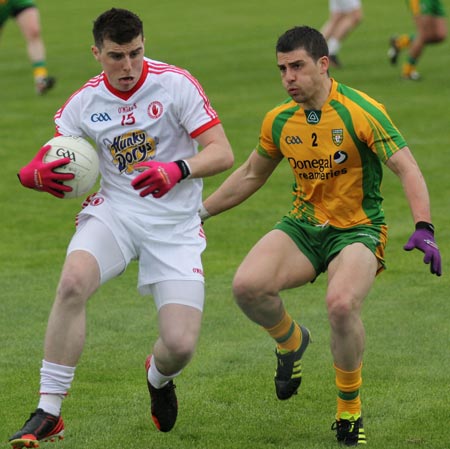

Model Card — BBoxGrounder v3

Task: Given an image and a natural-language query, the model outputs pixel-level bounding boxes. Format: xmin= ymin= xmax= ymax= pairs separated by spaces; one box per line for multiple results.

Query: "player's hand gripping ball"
xmin=19 ymin=136 xmax=99 ymax=199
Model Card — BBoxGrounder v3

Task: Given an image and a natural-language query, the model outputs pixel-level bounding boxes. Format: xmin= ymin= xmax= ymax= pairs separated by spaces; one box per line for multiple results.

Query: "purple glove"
xmin=131 ymin=160 xmax=190 ymax=198
xmin=18 ymin=144 xmax=75 ymax=199
xmin=404 ymin=222 xmax=441 ymax=276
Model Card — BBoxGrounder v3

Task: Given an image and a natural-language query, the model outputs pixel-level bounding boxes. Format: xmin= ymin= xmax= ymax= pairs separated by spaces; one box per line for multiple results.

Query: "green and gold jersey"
xmin=257 ymin=79 xmax=407 ymax=228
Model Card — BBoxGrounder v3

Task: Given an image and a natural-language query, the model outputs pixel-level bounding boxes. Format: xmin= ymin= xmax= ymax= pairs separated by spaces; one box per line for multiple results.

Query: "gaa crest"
xmin=332 ymin=129 xmax=344 ymax=146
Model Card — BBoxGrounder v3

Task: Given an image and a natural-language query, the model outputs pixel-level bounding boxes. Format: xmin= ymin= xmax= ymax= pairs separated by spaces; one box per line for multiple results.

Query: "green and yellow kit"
xmin=0 ymin=0 xmax=36 ymax=27
xmin=406 ymin=0 xmax=446 ymax=18
xmin=257 ymin=79 xmax=407 ymax=230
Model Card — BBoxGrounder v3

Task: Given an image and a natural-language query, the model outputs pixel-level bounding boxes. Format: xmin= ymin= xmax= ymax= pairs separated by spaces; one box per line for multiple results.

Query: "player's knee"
xmin=353 ymin=10 xmax=363 ymax=26
xmin=56 ymin=270 xmax=94 ymax=305
xmin=326 ymin=292 xmax=358 ymax=326
xmin=422 ymin=24 xmax=447 ymax=44
xmin=232 ymin=272 xmax=271 ymax=308
xmin=434 ymin=29 xmax=446 ymax=43
xmin=163 ymin=333 xmax=196 ymax=363
xmin=233 ymin=274 xmax=254 ymax=305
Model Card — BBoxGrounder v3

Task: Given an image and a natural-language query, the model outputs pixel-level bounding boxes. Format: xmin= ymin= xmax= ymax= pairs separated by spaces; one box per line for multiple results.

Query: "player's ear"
xmin=319 ymin=56 xmax=329 ymax=74
xmin=91 ymin=45 xmax=101 ymax=62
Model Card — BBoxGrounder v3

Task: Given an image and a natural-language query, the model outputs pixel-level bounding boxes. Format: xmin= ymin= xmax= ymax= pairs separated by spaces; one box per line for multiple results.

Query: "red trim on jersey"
xmin=53 ymin=59 xmax=220 ymax=135
xmin=54 ymin=74 xmax=104 ymax=123
xmin=103 ymin=62 xmax=148 ymax=100
xmin=146 ymin=60 xmax=218 ymax=121
xmin=191 ymin=119 xmax=221 ymax=138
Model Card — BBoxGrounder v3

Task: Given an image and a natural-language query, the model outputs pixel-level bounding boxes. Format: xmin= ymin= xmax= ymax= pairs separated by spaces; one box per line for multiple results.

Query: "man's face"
xmin=276 ymin=48 xmax=328 ymax=104
xmin=92 ymin=35 xmax=145 ymax=91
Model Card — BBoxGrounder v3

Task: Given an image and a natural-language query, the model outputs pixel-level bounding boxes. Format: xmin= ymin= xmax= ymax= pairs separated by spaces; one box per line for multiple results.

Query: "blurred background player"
xmin=0 ymin=0 xmax=55 ymax=94
xmin=320 ymin=0 xmax=363 ymax=68
xmin=388 ymin=0 xmax=447 ymax=80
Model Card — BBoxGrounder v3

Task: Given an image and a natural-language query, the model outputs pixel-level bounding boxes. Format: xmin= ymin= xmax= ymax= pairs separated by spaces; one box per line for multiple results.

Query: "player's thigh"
xmin=415 ymin=14 xmax=446 ymax=41
xmin=58 ymin=250 xmax=101 ymax=300
xmin=150 ymin=279 xmax=205 ymax=312
xmin=234 ymin=229 xmax=316 ymax=294
xmin=67 ymin=215 xmax=128 ymax=285
xmin=326 ymin=242 xmax=378 ymax=309
xmin=157 ymin=300 xmax=203 ymax=352
xmin=14 ymin=6 xmax=40 ymax=39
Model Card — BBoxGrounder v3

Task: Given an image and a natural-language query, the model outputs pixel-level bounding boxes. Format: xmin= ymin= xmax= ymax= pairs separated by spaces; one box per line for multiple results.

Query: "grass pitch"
xmin=0 ymin=1 xmax=449 ymax=448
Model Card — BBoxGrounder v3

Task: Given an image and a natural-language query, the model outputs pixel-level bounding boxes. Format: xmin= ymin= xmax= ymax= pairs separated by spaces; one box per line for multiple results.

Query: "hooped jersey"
xmin=54 ymin=57 xmax=220 ymax=224
xmin=257 ymin=79 xmax=407 ymax=228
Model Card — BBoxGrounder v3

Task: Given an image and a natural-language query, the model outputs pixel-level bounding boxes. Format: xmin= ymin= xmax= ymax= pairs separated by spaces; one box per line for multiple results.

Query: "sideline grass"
xmin=0 ymin=1 xmax=448 ymax=448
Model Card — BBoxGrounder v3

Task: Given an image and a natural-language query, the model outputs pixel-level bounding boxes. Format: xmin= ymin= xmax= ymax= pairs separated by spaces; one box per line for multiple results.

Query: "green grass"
xmin=1 ymin=1 xmax=449 ymax=448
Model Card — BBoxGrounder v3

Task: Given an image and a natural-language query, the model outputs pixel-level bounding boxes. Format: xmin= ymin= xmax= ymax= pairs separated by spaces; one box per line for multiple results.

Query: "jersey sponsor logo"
xmin=287 ymin=151 xmax=348 ymax=180
xmin=108 ymin=130 xmax=159 ymax=174
xmin=91 ymin=112 xmax=112 ymax=123
xmin=285 ymin=135 xmax=303 ymax=145
xmin=332 ymin=129 xmax=344 ymax=146
xmin=148 ymin=101 xmax=163 ymax=119
xmin=305 ymin=110 xmax=321 ymax=124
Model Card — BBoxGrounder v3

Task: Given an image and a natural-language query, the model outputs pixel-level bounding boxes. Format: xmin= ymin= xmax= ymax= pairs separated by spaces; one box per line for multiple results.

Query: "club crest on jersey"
xmin=148 ymin=101 xmax=163 ymax=119
xmin=332 ymin=129 xmax=344 ymax=146
xmin=109 ymin=130 xmax=158 ymax=174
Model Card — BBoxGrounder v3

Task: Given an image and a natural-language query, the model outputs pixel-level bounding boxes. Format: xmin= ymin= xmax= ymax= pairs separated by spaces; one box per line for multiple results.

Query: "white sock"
xmin=147 ymin=355 xmax=182 ymax=389
xmin=38 ymin=393 xmax=64 ymax=417
xmin=38 ymin=360 xmax=76 ymax=415
xmin=328 ymin=37 xmax=341 ymax=56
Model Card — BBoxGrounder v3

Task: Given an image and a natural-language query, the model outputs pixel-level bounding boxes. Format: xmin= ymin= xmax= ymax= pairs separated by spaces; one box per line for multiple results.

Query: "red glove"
xmin=18 ymin=144 xmax=75 ymax=199
xmin=131 ymin=160 xmax=190 ymax=198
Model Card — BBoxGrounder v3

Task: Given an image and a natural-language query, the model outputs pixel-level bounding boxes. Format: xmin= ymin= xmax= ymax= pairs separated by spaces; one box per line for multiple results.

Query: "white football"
xmin=43 ymin=135 xmax=99 ymax=199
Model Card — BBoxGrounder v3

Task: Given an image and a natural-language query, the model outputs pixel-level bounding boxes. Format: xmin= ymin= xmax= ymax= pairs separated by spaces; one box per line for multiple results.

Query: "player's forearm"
xmin=187 ymin=124 xmax=234 ymax=178
xmin=186 ymin=142 xmax=234 ymax=179
xmin=401 ymin=171 xmax=432 ymax=224
xmin=387 ymin=147 xmax=433 ymax=224
xmin=203 ymin=164 xmax=265 ymax=217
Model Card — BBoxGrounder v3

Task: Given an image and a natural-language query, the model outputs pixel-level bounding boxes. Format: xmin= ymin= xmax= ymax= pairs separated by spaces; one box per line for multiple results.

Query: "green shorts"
xmin=274 ymin=216 xmax=387 ymax=276
xmin=407 ymin=0 xmax=446 ymax=17
xmin=0 ymin=0 xmax=36 ymax=27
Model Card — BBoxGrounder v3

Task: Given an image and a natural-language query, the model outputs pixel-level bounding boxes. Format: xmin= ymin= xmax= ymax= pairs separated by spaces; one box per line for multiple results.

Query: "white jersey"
xmin=54 ymin=57 xmax=220 ymax=224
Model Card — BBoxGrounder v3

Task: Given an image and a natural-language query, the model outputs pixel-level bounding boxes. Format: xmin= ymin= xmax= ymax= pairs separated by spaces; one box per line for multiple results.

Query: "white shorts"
xmin=67 ymin=193 xmax=206 ymax=310
xmin=329 ymin=0 xmax=361 ymax=13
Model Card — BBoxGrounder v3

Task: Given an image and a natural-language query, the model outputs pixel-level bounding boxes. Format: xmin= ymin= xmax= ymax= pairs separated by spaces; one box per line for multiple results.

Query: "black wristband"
xmin=174 ymin=160 xmax=191 ymax=181
xmin=415 ymin=221 xmax=434 ymax=234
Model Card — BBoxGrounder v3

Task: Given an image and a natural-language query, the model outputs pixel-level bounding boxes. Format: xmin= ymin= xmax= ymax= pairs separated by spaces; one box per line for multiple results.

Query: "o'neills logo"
xmin=118 ymin=103 xmax=137 ymax=114
xmin=109 ymin=130 xmax=158 ymax=174
xmin=305 ymin=110 xmax=321 ymax=124
xmin=332 ymin=129 xmax=344 ymax=146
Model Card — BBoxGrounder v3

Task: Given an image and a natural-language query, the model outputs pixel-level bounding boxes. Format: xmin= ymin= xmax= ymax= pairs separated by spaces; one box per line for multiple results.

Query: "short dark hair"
xmin=276 ymin=26 xmax=328 ymax=61
xmin=93 ymin=8 xmax=144 ymax=49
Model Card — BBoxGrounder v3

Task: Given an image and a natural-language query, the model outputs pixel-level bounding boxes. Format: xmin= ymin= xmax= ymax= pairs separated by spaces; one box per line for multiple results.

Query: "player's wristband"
xmin=174 ymin=160 xmax=191 ymax=181
xmin=199 ymin=204 xmax=211 ymax=221
xmin=415 ymin=221 xmax=435 ymax=234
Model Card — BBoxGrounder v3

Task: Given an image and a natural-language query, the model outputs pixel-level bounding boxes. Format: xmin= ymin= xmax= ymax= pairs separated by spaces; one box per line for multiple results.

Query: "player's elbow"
xmin=221 ymin=145 xmax=235 ymax=171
